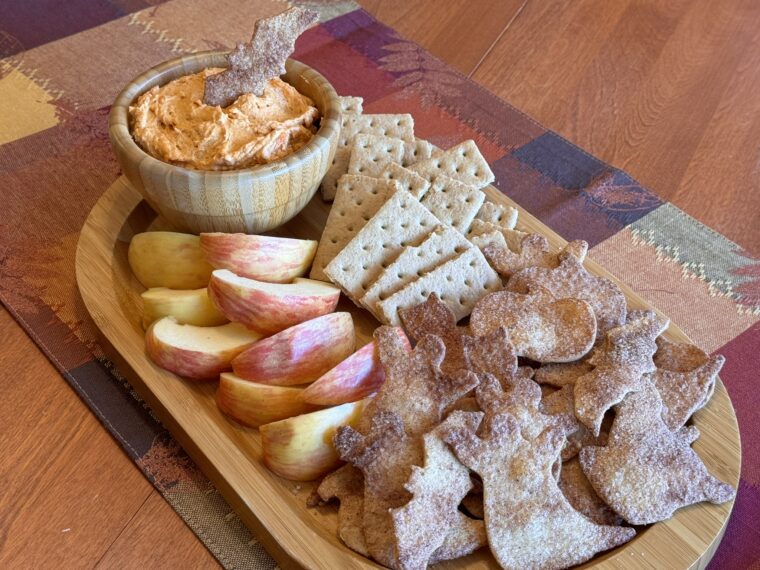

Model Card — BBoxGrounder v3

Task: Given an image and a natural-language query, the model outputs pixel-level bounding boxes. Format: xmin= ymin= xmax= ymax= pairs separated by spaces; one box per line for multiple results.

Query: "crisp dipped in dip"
xmin=129 ymin=68 xmax=319 ymax=171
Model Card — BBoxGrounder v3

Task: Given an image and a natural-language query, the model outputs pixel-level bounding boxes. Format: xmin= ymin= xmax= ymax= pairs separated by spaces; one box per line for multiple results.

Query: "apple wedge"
xmin=208 ymin=270 xmax=341 ymax=335
xmin=260 ymin=398 xmax=368 ymax=481
xmin=128 ymin=231 xmax=213 ymax=289
xmin=141 ymin=287 xmax=228 ymax=328
xmin=232 ymin=313 xmax=355 ymax=385
xmin=216 ymin=373 xmax=321 ymax=427
xmin=300 ymin=327 xmax=411 ymax=405
xmin=200 ymin=232 xmax=317 ymax=283
xmin=145 ymin=318 xmax=261 ymax=380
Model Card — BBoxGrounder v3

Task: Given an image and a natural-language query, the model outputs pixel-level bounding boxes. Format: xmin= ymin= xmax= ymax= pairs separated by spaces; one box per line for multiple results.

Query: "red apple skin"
xmin=216 ymin=373 xmax=321 ymax=427
xmin=200 ymin=233 xmax=317 ymax=283
xmin=231 ymin=313 xmax=355 ymax=386
xmin=299 ymin=327 xmax=411 ymax=405
xmin=208 ymin=272 xmax=340 ymax=335
xmin=144 ymin=322 xmax=255 ymax=381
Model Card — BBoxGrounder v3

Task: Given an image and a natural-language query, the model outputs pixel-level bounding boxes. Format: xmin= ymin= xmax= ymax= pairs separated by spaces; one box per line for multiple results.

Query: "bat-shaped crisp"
xmin=204 ymin=7 xmax=318 ymax=107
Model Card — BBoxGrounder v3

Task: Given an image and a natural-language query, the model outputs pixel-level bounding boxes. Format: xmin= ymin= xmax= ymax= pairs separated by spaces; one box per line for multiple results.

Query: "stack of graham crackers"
xmin=311 ymin=97 xmax=520 ymax=326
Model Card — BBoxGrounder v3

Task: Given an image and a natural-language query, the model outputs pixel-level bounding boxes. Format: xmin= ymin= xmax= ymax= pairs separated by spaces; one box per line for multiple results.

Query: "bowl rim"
xmin=108 ymin=50 xmax=341 ymax=180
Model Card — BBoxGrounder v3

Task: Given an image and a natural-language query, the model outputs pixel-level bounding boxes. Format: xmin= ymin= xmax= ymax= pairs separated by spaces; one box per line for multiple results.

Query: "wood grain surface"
xmin=0 ymin=307 xmax=218 ymax=569
xmin=2 ymin=1 xmax=756 ymax=567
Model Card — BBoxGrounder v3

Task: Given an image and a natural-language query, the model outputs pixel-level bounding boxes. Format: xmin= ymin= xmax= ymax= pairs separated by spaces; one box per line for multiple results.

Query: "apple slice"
xmin=216 ymin=373 xmax=321 ymax=427
xmin=208 ymin=270 xmax=341 ymax=335
xmin=260 ymin=398 xmax=368 ymax=481
xmin=129 ymin=231 xmax=213 ymax=289
xmin=232 ymin=313 xmax=355 ymax=385
xmin=200 ymin=232 xmax=317 ymax=283
xmin=300 ymin=327 xmax=411 ymax=405
xmin=145 ymin=318 xmax=261 ymax=380
xmin=141 ymin=287 xmax=228 ymax=328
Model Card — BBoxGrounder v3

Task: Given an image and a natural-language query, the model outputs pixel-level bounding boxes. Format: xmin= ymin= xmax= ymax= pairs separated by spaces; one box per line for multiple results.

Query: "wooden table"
xmin=2 ymin=1 xmax=758 ymax=567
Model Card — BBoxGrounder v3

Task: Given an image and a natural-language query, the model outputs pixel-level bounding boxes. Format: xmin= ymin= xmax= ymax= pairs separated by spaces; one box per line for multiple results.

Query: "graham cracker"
xmin=339 ymin=113 xmax=415 ymax=147
xmin=469 ymin=219 xmax=528 ymax=252
xmin=469 ymin=228 xmax=508 ymax=252
xmin=409 ymin=140 xmax=494 ymax=189
xmin=361 ymin=225 xmax=471 ymax=316
xmin=324 ymin=189 xmax=440 ymax=302
xmin=311 ymin=175 xmax=401 ymax=281
xmin=420 ymin=176 xmax=485 ymax=234
xmin=475 ymin=201 xmax=518 ymax=230
xmin=339 ymin=95 xmax=363 ymax=114
xmin=373 ymin=162 xmax=431 ymax=199
xmin=377 ymin=246 xmax=501 ymax=326
xmin=320 ymin=147 xmax=351 ymax=201
xmin=402 ymin=138 xmax=435 ymax=167
xmin=323 ymin=113 xmax=414 ymax=201
xmin=348 ymin=135 xmax=405 ymax=178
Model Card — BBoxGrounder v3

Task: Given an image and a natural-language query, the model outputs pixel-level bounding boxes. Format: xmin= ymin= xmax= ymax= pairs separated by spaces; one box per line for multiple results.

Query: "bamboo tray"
xmin=76 ymin=176 xmax=741 ymax=569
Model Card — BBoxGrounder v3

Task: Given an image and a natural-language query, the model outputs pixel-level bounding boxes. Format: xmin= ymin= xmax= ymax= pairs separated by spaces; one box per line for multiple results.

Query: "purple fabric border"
xmin=0 ymin=0 xmax=167 ymax=56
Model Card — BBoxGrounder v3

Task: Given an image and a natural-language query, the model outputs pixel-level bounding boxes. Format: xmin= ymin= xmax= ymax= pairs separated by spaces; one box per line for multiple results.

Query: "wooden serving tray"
xmin=76 ymin=176 xmax=741 ymax=570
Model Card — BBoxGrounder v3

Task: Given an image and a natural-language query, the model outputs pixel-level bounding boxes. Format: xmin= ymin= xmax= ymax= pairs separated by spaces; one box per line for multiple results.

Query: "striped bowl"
xmin=109 ymin=51 xmax=340 ymax=234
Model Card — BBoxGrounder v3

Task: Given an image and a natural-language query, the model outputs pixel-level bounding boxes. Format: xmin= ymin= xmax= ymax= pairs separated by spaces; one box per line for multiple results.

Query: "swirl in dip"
xmin=129 ymin=68 xmax=319 ymax=170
